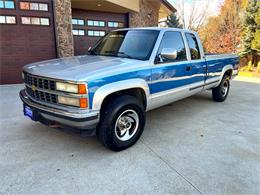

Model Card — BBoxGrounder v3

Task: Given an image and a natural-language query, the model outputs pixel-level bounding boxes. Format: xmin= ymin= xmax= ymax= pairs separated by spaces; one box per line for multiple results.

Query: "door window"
xmin=156 ymin=31 xmax=187 ymax=63
xmin=185 ymin=33 xmax=201 ymax=60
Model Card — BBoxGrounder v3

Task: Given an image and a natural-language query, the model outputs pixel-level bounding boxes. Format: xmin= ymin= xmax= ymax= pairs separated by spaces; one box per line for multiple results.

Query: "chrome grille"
xmin=24 ymin=72 xmax=58 ymax=104
xmin=24 ymin=72 xmax=55 ymax=90
xmin=25 ymin=86 xmax=58 ymax=104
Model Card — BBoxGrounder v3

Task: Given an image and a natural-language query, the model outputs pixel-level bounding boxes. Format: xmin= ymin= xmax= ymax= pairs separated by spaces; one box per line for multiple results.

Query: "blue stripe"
xmin=87 ymin=57 xmax=239 ymax=109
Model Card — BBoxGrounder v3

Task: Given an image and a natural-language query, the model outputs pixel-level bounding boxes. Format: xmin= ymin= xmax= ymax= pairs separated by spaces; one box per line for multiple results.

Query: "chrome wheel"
xmin=222 ymin=80 xmax=229 ymax=97
xmin=115 ymin=109 xmax=139 ymax=141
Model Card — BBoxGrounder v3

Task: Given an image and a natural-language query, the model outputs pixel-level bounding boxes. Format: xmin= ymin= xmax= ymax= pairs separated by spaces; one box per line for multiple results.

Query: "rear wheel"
xmin=212 ymin=75 xmax=230 ymax=102
xmin=97 ymin=95 xmax=145 ymax=151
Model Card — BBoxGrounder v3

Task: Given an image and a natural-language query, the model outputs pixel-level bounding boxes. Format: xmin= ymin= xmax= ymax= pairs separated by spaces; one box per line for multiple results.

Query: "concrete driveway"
xmin=0 ymin=80 xmax=259 ymax=195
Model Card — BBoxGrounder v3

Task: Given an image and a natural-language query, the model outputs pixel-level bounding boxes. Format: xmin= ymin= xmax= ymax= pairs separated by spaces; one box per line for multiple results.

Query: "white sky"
xmin=167 ymin=0 xmax=225 ymax=26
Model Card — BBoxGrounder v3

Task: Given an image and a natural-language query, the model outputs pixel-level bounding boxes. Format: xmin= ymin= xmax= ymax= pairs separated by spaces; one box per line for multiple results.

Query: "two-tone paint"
xmin=21 ymin=27 xmax=239 ymax=129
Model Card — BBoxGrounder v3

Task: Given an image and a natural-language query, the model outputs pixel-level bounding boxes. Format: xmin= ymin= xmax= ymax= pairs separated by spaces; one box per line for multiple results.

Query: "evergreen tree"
xmin=166 ymin=13 xmax=183 ymax=28
xmin=239 ymin=0 xmax=259 ymax=70
xmin=251 ymin=1 xmax=260 ymax=53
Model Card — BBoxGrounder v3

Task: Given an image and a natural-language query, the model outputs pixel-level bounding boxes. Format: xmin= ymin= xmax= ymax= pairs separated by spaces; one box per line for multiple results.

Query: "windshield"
xmin=89 ymin=30 xmax=160 ymax=60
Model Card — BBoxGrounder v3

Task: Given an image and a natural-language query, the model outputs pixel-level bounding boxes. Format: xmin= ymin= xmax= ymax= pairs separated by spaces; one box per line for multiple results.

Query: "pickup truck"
xmin=20 ymin=27 xmax=239 ymax=151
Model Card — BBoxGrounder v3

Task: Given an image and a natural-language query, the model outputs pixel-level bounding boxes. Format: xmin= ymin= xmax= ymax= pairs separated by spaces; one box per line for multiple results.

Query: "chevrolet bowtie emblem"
xmin=32 ymin=85 xmax=36 ymax=91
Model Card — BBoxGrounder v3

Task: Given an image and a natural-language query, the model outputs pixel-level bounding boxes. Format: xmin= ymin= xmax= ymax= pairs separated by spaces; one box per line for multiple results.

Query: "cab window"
xmin=185 ymin=33 xmax=201 ymax=60
xmin=156 ymin=31 xmax=187 ymax=63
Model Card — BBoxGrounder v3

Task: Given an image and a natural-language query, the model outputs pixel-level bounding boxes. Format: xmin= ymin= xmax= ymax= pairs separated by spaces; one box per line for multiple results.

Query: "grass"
xmin=238 ymin=66 xmax=260 ymax=78
xmin=238 ymin=71 xmax=260 ymax=78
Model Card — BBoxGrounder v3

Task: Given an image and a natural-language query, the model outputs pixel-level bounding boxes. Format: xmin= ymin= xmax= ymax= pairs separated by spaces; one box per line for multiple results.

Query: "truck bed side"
xmin=204 ymin=54 xmax=239 ymax=89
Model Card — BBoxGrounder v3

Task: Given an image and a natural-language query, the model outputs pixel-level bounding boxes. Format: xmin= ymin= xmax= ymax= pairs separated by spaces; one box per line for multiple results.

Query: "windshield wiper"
xmin=117 ymin=52 xmax=133 ymax=59
xmin=104 ymin=51 xmax=133 ymax=59
xmin=88 ymin=49 xmax=97 ymax=55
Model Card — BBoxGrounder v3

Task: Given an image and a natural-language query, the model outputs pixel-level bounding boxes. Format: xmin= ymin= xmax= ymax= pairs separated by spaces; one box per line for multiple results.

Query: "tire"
xmin=212 ymin=75 xmax=230 ymax=102
xmin=97 ymin=95 xmax=146 ymax=151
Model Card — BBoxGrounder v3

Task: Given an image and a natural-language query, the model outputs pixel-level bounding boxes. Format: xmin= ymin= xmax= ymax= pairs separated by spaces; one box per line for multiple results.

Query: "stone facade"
xmin=54 ymin=0 xmax=161 ymax=58
xmin=129 ymin=0 xmax=160 ymax=27
xmin=53 ymin=0 xmax=74 ymax=57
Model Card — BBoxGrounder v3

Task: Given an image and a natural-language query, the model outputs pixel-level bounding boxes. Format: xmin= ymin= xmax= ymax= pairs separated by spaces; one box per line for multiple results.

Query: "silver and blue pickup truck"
xmin=20 ymin=27 xmax=239 ymax=151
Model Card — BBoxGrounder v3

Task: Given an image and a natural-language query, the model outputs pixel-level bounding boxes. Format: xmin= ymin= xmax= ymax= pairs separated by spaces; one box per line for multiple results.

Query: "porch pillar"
xmin=53 ymin=0 xmax=74 ymax=57
xmin=129 ymin=0 xmax=160 ymax=27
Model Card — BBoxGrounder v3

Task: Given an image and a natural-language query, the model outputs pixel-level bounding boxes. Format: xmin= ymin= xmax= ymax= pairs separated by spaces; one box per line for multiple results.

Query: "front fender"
xmin=92 ymin=79 xmax=151 ymax=111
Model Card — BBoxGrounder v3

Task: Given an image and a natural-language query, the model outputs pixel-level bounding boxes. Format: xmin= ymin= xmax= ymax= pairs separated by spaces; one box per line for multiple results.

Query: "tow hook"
xmin=49 ymin=123 xmax=61 ymax=128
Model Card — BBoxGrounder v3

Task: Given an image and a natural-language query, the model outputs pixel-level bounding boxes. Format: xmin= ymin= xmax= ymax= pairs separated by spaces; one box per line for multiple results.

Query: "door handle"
xmin=186 ymin=66 xmax=192 ymax=71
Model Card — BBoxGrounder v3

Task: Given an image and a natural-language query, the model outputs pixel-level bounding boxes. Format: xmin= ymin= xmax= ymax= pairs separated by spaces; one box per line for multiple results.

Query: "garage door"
xmin=72 ymin=9 xmax=128 ymax=56
xmin=0 ymin=0 xmax=56 ymax=84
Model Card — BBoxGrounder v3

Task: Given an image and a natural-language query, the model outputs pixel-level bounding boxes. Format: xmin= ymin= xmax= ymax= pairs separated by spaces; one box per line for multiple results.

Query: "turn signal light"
xmin=80 ymin=98 xmax=88 ymax=108
xmin=78 ymin=84 xmax=87 ymax=94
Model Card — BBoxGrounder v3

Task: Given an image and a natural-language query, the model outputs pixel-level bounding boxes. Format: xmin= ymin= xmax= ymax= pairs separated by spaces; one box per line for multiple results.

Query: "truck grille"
xmin=26 ymin=86 xmax=58 ymax=104
xmin=24 ymin=72 xmax=58 ymax=104
xmin=24 ymin=72 xmax=55 ymax=90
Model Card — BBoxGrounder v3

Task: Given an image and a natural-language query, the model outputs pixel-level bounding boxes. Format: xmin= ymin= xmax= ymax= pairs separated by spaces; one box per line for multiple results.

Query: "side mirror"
xmin=88 ymin=47 xmax=92 ymax=51
xmin=160 ymin=48 xmax=178 ymax=60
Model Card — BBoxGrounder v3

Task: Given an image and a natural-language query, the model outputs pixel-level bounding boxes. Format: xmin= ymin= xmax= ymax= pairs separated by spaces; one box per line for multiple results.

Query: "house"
xmin=0 ymin=0 xmax=176 ymax=84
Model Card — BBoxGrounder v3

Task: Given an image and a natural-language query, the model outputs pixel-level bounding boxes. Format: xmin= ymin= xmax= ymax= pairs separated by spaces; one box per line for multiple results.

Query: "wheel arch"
xmin=216 ymin=65 xmax=233 ymax=86
xmin=92 ymin=79 xmax=150 ymax=111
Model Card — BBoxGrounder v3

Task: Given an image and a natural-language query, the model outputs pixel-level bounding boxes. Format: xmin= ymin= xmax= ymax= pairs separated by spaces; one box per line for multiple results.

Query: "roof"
xmin=160 ymin=0 xmax=176 ymax=13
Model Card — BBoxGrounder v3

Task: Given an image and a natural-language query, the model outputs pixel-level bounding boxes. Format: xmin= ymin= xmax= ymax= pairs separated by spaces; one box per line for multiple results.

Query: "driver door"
xmin=150 ymin=31 xmax=193 ymax=108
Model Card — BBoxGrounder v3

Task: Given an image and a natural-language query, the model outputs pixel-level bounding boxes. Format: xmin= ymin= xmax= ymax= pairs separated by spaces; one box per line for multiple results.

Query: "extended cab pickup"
xmin=20 ymin=28 xmax=239 ymax=151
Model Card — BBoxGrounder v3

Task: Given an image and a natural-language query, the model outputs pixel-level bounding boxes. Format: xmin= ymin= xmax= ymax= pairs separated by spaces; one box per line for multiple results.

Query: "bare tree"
xmin=174 ymin=0 xmax=210 ymax=31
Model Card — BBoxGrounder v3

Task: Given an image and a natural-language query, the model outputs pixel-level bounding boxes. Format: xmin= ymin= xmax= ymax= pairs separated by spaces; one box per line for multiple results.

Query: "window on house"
xmin=88 ymin=30 xmax=105 ymax=37
xmin=0 ymin=15 xmax=16 ymax=24
xmin=40 ymin=18 xmax=49 ymax=25
xmin=87 ymin=20 xmax=105 ymax=27
xmin=73 ymin=29 xmax=85 ymax=36
xmin=21 ymin=17 xmax=50 ymax=26
xmin=20 ymin=2 xmax=48 ymax=11
xmin=0 ymin=0 xmax=15 ymax=9
xmin=39 ymin=3 xmax=48 ymax=11
xmin=30 ymin=2 xmax=38 ymax=10
xmin=31 ymin=17 xmax=40 ymax=25
xmin=72 ymin=18 xmax=84 ymax=26
xmin=108 ymin=21 xmax=124 ymax=28
xmin=118 ymin=22 xmax=124 ymax=27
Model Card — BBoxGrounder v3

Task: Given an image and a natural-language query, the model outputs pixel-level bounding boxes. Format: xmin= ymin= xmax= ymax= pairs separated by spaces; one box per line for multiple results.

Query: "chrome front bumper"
xmin=20 ymin=89 xmax=99 ymax=130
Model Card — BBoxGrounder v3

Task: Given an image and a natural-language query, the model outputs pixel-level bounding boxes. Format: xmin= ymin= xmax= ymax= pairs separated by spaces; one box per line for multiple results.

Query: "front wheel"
xmin=212 ymin=75 xmax=230 ymax=102
xmin=97 ymin=95 xmax=145 ymax=151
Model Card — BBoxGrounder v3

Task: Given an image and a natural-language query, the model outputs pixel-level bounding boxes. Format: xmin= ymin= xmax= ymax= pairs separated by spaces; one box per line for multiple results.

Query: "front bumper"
xmin=19 ymin=89 xmax=99 ymax=131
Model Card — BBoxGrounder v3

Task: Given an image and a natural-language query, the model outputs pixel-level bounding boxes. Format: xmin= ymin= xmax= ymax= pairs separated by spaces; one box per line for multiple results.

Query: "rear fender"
xmin=216 ymin=65 xmax=233 ymax=86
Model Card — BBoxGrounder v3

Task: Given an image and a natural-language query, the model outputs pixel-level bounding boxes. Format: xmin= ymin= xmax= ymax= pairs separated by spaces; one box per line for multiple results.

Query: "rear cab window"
xmin=185 ymin=33 xmax=201 ymax=60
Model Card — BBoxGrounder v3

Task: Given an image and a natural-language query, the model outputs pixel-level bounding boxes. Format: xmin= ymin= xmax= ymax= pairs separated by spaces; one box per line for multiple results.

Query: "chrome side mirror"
xmin=88 ymin=47 xmax=92 ymax=51
xmin=160 ymin=48 xmax=178 ymax=60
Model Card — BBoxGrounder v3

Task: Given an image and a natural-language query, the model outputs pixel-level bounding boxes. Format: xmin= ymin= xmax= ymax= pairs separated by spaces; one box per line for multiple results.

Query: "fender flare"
xmin=216 ymin=65 xmax=233 ymax=86
xmin=92 ymin=79 xmax=151 ymax=111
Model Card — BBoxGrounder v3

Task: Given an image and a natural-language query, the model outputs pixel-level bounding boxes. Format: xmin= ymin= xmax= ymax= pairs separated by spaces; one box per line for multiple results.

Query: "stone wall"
xmin=53 ymin=0 xmax=161 ymax=57
xmin=53 ymin=0 xmax=74 ymax=57
xmin=129 ymin=0 xmax=160 ymax=27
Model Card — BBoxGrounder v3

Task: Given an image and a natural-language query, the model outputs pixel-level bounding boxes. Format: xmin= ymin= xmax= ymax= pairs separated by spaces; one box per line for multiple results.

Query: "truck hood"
xmin=23 ymin=55 xmax=146 ymax=81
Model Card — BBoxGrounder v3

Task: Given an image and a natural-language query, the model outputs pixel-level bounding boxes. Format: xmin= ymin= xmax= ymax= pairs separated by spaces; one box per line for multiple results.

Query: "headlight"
xmin=56 ymin=82 xmax=87 ymax=94
xmin=58 ymin=96 xmax=88 ymax=108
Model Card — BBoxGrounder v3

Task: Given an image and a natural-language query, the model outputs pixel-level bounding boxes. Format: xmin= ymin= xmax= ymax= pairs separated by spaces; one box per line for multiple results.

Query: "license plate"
xmin=24 ymin=105 xmax=33 ymax=119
